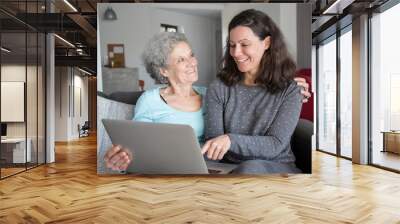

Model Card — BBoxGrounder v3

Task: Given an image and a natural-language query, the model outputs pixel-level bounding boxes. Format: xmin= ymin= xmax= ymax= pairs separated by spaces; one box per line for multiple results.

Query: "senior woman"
xmin=104 ymin=32 xmax=205 ymax=171
xmin=104 ymin=30 xmax=310 ymax=172
xmin=201 ymin=9 xmax=305 ymax=174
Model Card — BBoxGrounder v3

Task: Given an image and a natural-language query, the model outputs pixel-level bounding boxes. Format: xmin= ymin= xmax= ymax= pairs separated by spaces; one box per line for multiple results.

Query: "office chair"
xmin=79 ymin=121 xmax=90 ymax=138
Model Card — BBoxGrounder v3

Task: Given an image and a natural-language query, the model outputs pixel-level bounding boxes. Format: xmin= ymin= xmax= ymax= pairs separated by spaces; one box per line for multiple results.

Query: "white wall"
xmin=98 ymin=3 xmax=220 ymax=90
xmin=1 ymin=65 xmax=38 ymax=136
xmin=1 ymin=64 xmax=46 ymax=163
xmin=297 ymin=4 xmax=312 ymax=69
xmin=55 ymin=67 xmax=89 ymax=141
xmin=55 ymin=67 xmax=68 ymax=141
xmin=1 ymin=65 xmax=26 ymax=81
xmin=72 ymin=74 xmax=89 ymax=138
xmin=1 ymin=65 xmax=27 ymax=140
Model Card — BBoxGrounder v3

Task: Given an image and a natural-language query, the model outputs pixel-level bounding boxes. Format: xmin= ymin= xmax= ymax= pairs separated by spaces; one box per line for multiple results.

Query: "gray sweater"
xmin=205 ymin=79 xmax=302 ymax=163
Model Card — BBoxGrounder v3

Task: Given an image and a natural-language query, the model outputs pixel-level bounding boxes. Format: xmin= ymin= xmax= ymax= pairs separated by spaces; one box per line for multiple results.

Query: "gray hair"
xmin=142 ymin=32 xmax=189 ymax=84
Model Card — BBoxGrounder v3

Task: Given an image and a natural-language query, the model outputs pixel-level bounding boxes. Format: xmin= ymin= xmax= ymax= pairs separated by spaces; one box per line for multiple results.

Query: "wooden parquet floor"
xmin=1 ymin=167 xmax=26 ymax=177
xmin=1 ymin=134 xmax=400 ymax=223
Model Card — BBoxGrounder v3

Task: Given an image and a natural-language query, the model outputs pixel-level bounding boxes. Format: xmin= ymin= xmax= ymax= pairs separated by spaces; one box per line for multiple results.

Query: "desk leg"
xmin=382 ymin=133 xmax=386 ymax=152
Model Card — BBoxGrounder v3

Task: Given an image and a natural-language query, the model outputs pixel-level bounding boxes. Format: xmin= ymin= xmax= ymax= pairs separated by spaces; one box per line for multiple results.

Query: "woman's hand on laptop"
xmin=104 ymin=145 xmax=132 ymax=171
xmin=201 ymin=135 xmax=231 ymax=160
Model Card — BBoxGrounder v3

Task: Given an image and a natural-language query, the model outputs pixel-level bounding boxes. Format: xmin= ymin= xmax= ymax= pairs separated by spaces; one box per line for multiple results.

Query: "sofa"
xmin=97 ymin=91 xmax=143 ymax=174
xmin=97 ymin=91 xmax=313 ymax=174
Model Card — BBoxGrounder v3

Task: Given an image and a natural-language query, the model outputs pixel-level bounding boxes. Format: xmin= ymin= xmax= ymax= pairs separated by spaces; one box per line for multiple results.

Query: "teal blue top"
xmin=133 ymin=86 xmax=207 ymax=143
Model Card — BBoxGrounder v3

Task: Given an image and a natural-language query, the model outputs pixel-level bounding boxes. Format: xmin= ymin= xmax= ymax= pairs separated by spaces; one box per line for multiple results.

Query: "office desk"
xmin=381 ymin=131 xmax=400 ymax=154
xmin=1 ymin=138 xmax=31 ymax=163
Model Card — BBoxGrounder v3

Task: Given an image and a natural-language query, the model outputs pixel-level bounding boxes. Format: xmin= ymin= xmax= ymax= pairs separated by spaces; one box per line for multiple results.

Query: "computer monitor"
xmin=1 ymin=123 xmax=7 ymax=137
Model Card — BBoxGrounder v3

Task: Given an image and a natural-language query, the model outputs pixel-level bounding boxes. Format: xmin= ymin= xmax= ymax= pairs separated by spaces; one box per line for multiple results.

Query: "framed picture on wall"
xmin=107 ymin=44 xmax=125 ymax=68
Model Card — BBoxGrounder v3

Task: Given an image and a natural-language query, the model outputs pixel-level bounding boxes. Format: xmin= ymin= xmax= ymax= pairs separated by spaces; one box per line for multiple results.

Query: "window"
xmin=316 ymin=24 xmax=353 ymax=159
xmin=160 ymin=24 xmax=178 ymax=33
xmin=370 ymin=2 xmax=400 ymax=171
xmin=317 ymin=36 xmax=337 ymax=155
xmin=339 ymin=27 xmax=352 ymax=158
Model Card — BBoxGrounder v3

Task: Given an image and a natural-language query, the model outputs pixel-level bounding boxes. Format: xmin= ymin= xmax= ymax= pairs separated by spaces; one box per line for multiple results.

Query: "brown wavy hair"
xmin=218 ymin=9 xmax=296 ymax=93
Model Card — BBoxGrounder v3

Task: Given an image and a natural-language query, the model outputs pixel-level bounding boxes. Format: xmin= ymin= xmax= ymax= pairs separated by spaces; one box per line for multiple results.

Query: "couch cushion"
xmin=97 ymin=95 xmax=135 ymax=174
xmin=108 ymin=91 xmax=144 ymax=105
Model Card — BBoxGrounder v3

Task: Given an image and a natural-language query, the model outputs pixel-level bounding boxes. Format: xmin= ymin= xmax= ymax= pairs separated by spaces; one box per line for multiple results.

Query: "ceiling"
xmin=0 ymin=0 xmax=391 ymax=75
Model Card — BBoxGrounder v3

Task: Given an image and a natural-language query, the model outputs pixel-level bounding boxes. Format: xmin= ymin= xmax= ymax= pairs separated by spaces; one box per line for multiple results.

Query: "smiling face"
xmin=229 ymin=26 xmax=270 ymax=77
xmin=160 ymin=41 xmax=198 ymax=86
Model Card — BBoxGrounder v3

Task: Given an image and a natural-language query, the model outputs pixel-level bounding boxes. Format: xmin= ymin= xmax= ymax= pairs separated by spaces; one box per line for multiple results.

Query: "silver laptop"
xmin=102 ymin=119 xmax=237 ymax=174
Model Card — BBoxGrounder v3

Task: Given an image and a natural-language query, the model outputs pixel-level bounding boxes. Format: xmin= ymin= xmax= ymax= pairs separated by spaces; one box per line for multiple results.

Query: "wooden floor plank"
xmin=1 ymin=134 xmax=400 ymax=223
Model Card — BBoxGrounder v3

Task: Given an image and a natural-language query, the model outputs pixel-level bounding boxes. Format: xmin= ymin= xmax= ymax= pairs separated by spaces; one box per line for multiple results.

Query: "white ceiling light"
xmin=63 ymin=0 xmax=78 ymax=12
xmin=78 ymin=67 xmax=92 ymax=76
xmin=54 ymin=34 xmax=75 ymax=48
xmin=323 ymin=0 xmax=355 ymax=15
xmin=1 ymin=47 xmax=11 ymax=53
